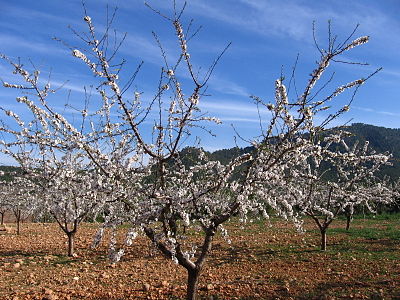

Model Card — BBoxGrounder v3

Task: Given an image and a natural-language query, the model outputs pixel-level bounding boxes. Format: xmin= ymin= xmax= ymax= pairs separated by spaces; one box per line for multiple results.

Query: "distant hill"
xmin=1 ymin=123 xmax=399 ymax=180
xmin=195 ymin=123 xmax=400 ymax=180
xmin=0 ymin=166 xmax=23 ymax=182
xmin=339 ymin=123 xmax=400 ymax=179
xmin=343 ymin=123 xmax=400 ymax=156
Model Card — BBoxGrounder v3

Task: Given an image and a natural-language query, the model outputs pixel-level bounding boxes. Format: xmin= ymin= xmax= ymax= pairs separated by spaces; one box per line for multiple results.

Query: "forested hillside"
xmin=1 ymin=123 xmax=399 ymax=180
xmin=186 ymin=123 xmax=400 ymax=180
xmin=343 ymin=123 xmax=400 ymax=178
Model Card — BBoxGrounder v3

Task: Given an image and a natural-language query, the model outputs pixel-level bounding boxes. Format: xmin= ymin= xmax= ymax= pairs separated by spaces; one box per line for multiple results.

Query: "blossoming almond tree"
xmin=0 ymin=138 xmax=112 ymax=256
xmin=343 ymin=176 xmax=393 ymax=230
xmin=0 ymin=2 xmax=381 ymax=299
xmin=0 ymin=183 xmax=9 ymax=226
xmin=0 ymin=177 xmax=36 ymax=235
xmin=287 ymin=132 xmax=392 ymax=250
xmin=31 ymin=150 xmax=105 ymax=257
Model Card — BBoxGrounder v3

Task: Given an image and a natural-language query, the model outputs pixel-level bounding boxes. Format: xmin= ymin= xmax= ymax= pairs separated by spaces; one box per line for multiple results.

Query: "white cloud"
xmin=0 ymin=34 xmax=68 ymax=57
xmin=382 ymin=68 xmax=400 ymax=79
xmin=161 ymin=0 xmax=321 ymax=41
xmin=207 ymin=76 xmax=250 ymax=97
xmin=353 ymin=106 xmax=400 ymax=118
xmin=3 ymin=4 xmax=79 ymax=27
xmin=50 ymin=80 xmax=88 ymax=94
xmin=120 ymin=34 xmax=164 ymax=64
xmin=220 ymin=117 xmax=260 ymax=123
xmin=160 ymin=0 xmax=399 ymax=53
xmin=200 ymin=100 xmax=261 ymax=115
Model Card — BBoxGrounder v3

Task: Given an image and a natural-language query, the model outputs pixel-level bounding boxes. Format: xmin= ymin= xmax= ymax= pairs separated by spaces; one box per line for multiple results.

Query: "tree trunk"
xmin=67 ymin=232 xmax=75 ymax=257
xmin=16 ymin=210 xmax=21 ymax=235
xmin=346 ymin=214 xmax=352 ymax=231
xmin=186 ymin=268 xmax=200 ymax=300
xmin=320 ymin=228 xmax=327 ymax=251
xmin=186 ymin=230 xmax=215 ymax=300
xmin=0 ymin=212 xmax=4 ymax=225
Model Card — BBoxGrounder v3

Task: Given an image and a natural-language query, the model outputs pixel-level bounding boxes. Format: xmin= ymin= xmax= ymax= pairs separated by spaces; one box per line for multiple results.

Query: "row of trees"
xmin=0 ymin=2 xmax=396 ymax=299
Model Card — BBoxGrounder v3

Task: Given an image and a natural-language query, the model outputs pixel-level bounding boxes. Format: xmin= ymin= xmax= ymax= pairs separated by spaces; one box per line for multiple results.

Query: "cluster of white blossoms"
xmin=174 ymin=21 xmax=190 ymax=60
xmin=72 ymin=49 xmax=87 ymax=61
xmin=166 ymin=69 xmax=174 ymax=77
xmin=201 ymin=116 xmax=221 ymax=124
xmin=3 ymin=82 xmax=24 ymax=89
xmin=343 ymin=36 xmax=369 ymax=51
xmin=306 ymin=56 xmax=330 ymax=94
xmin=275 ymin=79 xmax=289 ymax=105
xmin=189 ymin=94 xmax=199 ymax=105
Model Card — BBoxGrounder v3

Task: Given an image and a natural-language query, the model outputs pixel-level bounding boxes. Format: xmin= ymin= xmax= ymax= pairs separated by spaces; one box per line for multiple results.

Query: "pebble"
xmin=161 ymin=280 xmax=169 ymax=287
xmin=143 ymin=283 xmax=151 ymax=291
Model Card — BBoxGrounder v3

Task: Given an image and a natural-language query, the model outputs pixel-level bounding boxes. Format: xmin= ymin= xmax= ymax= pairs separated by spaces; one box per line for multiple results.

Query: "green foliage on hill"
xmin=1 ymin=123 xmax=399 ymax=180
xmin=209 ymin=146 xmax=254 ymax=165
xmin=179 ymin=123 xmax=400 ymax=180
xmin=0 ymin=166 xmax=23 ymax=182
xmin=342 ymin=123 xmax=400 ymax=179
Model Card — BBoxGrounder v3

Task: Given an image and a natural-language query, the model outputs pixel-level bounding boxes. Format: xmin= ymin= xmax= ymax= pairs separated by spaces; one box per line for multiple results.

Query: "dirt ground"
xmin=0 ymin=218 xmax=399 ymax=300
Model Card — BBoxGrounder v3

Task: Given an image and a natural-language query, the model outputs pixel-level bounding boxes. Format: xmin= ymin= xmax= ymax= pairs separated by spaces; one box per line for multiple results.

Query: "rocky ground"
xmin=0 ymin=217 xmax=399 ymax=299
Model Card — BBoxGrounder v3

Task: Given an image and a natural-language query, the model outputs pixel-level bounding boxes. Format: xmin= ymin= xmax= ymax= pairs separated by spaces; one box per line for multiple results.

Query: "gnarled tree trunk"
xmin=16 ymin=209 xmax=21 ymax=235
xmin=320 ymin=227 xmax=327 ymax=251
xmin=67 ymin=231 xmax=76 ymax=257
xmin=144 ymin=226 xmax=216 ymax=300
xmin=346 ymin=214 xmax=352 ymax=231
xmin=186 ymin=268 xmax=201 ymax=300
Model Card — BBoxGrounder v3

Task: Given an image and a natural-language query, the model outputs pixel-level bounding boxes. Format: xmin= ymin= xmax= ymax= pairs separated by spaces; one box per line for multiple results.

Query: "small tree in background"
xmin=0 ymin=183 xmax=9 ymax=226
xmin=0 ymin=177 xmax=36 ymax=235
xmin=343 ymin=176 xmax=393 ymax=230
xmin=287 ymin=132 xmax=391 ymax=250
xmin=34 ymin=150 xmax=105 ymax=257
xmin=0 ymin=141 xmax=107 ymax=256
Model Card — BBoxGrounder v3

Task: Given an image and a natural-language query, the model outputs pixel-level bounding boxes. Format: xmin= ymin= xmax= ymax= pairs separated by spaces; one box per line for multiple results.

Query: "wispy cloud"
xmin=119 ymin=31 xmax=183 ymax=68
xmin=4 ymin=4 xmax=80 ymax=28
xmin=164 ymin=0 xmax=322 ymax=41
xmin=161 ymin=0 xmax=400 ymax=52
xmin=200 ymin=99 xmax=260 ymax=114
xmin=219 ymin=117 xmax=260 ymax=123
xmin=382 ymin=68 xmax=400 ymax=79
xmin=0 ymin=34 xmax=68 ymax=57
xmin=353 ymin=105 xmax=400 ymax=118
xmin=120 ymin=34 xmax=163 ymax=64
xmin=207 ymin=76 xmax=250 ymax=97
xmin=50 ymin=80 xmax=88 ymax=94
xmin=199 ymin=98 xmax=274 ymax=126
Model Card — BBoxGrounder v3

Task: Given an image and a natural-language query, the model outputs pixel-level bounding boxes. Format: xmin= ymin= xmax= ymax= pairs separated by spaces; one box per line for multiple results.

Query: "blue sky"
xmin=1 ymin=0 xmax=400 ymax=154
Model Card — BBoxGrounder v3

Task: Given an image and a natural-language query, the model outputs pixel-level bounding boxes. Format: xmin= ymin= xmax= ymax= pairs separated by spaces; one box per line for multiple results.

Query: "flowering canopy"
xmin=0 ymin=3 xmax=385 ymax=299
